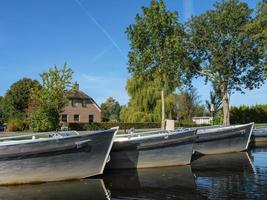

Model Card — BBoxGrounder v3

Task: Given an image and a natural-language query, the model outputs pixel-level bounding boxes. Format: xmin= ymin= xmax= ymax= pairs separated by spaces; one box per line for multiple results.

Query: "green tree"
xmin=186 ymin=0 xmax=266 ymax=125
xmin=101 ymin=97 xmax=121 ymax=122
xmin=245 ymin=0 xmax=267 ymax=77
xmin=244 ymin=1 xmax=267 ymax=50
xmin=4 ymin=78 xmax=40 ymax=117
xmin=126 ymin=0 xmax=193 ymax=128
xmin=29 ymin=63 xmax=73 ymax=131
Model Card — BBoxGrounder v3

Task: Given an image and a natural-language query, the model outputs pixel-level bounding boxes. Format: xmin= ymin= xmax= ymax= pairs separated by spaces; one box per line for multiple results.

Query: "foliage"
xmin=176 ymin=88 xmax=206 ymax=121
xmin=100 ymin=97 xmax=121 ymax=122
xmin=68 ymin=121 xmax=206 ymax=132
xmin=0 ymin=96 xmax=7 ymax=125
xmin=29 ymin=63 xmax=73 ymax=132
xmin=186 ymin=0 xmax=266 ymax=125
xmin=6 ymin=117 xmax=25 ymax=132
xmin=120 ymin=91 xmax=178 ymax=122
xmin=5 ymin=78 xmax=40 ymax=117
xmin=244 ymin=1 xmax=267 ymax=63
xmin=230 ymin=104 xmax=267 ymax=124
xmin=245 ymin=0 xmax=267 ymax=78
xmin=0 ymin=78 xmax=39 ymax=126
xmin=125 ymin=0 xmax=195 ymax=125
xmin=121 ymin=76 xmax=161 ymax=122
xmin=29 ymin=109 xmax=58 ymax=132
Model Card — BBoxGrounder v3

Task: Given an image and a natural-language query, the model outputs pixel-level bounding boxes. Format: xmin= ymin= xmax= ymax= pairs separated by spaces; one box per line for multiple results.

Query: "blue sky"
xmin=0 ymin=0 xmax=266 ymax=106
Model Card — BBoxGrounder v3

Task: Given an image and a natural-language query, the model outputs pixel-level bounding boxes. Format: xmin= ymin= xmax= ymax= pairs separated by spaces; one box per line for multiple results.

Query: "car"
xmin=0 ymin=125 xmax=5 ymax=132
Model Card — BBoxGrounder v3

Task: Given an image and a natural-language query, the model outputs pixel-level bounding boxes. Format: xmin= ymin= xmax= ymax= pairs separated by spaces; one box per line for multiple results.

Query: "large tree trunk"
xmin=221 ymin=84 xmax=230 ymax=125
xmin=161 ymin=89 xmax=165 ymax=129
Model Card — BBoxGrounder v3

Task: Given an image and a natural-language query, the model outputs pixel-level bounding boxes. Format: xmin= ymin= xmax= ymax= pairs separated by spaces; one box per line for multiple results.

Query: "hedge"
xmin=68 ymin=122 xmax=208 ymax=131
xmin=230 ymin=104 xmax=267 ymax=124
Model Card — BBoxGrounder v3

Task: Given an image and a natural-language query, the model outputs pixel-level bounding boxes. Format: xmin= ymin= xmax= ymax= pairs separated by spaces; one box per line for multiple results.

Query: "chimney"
xmin=74 ymin=82 xmax=79 ymax=90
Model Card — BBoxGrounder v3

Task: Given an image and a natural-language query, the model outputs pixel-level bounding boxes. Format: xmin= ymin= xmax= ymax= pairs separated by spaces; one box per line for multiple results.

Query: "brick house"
xmin=60 ymin=84 xmax=101 ymax=124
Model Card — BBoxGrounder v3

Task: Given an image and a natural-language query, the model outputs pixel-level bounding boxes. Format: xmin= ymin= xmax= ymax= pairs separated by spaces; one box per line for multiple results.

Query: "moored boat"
xmin=252 ymin=126 xmax=267 ymax=143
xmin=106 ymin=129 xmax=197 ymax=169
xmin=0 ymin=127 xmax=118 ymax=185
xmin=194 ymin=123 xmax=254 ymax=155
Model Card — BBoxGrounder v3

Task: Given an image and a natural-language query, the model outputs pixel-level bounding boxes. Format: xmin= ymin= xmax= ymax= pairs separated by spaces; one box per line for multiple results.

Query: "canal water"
xmin=0 ymin=144 xmax=266 ymax=200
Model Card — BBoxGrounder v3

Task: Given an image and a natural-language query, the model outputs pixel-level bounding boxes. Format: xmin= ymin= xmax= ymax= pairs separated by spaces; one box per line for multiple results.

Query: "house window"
xmin=74 ymin=114 xmax=80 ymax=122
xmin=89 ymin=115 xmax=94 ymax=123
xmin=61 ymin=114 xmax=67 ymax=122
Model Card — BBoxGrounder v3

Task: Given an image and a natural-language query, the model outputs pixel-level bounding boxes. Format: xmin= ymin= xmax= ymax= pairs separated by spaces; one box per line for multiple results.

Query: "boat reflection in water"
xmin=103 ymin=165 xmax=198 ymax=199
xmin=192 ymin=152 xmax=260 ymax=199
xmin=0 ymin=179 xmax=110 ymax=200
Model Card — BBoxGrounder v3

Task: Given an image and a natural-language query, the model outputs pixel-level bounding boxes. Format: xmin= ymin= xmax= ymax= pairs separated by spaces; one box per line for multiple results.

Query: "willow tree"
xmin=186 ymin=0 xmax=266 ymax=125
xmin=121 ymin=75 xmax=179 ymax=123
xmin=126 ymin=0 xmax=192 ymax=128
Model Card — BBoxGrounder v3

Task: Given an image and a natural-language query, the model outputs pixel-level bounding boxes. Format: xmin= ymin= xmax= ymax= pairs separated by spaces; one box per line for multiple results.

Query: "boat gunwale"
xmin=195 ymin=123 xmax=254 ymax=143
xmin=196 ymin=123 xmax=254 ymax=135
xmin=0 ymin=128 xmax=118 ymax=147
xmin=114 ymin=129 xmax=196 ymax=142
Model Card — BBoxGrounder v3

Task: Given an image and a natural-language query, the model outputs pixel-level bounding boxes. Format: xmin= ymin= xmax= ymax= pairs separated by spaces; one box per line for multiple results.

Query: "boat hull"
xmin=107 ymin=130 xmax=196 ymax=169
xmin=194 ymin=123 xmax=254 ymax=155
xmin=0 ymin=129 xmax=117 ymax=185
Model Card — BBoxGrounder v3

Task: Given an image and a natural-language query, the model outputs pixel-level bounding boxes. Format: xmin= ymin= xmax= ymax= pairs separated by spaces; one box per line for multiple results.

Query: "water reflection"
xmin=0 ymin=147 xmax=267 ymax=200
xmin=192 ymin=152 xmax=267 ymax=199
xmin=192 ymin=152 xmax=255 ymax=175
xmin=0 ymin=179 xmax=110 ymax=200
xmin=104 ymin=165 xmax=198 ymax=199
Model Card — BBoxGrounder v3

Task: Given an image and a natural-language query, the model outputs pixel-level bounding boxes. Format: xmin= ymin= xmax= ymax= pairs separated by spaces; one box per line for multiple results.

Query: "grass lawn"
xmin=255 ymin=123 xmax=267 ymax=128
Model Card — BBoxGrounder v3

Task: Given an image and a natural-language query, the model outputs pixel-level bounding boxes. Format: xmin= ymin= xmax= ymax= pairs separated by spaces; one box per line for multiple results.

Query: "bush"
xmin=29 ymin=109 xmax=59 ymax=132
xmin=7 ymin=117 xmax=25 ymax=132
xmin=68 ymin=122 xmax=161 ymax=131
xmin=68 ymin=121 xmax=208 ymax=131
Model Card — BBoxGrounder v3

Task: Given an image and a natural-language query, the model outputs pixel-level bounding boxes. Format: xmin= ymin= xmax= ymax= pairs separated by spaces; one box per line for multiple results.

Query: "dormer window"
xmin=82 ymin=100 xmax=87 ymax=108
